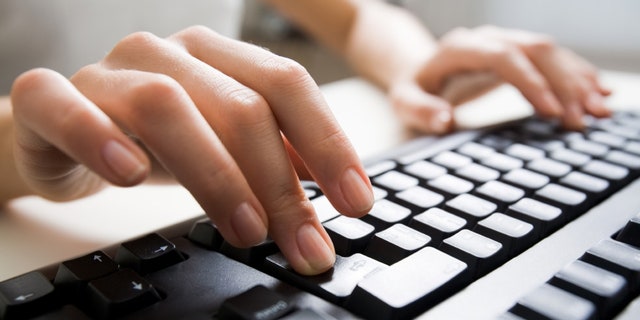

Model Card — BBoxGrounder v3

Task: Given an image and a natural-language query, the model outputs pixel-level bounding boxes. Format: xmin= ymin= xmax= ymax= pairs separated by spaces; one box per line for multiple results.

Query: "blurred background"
xmin=241 ymin=0 xmax=640 ymax=85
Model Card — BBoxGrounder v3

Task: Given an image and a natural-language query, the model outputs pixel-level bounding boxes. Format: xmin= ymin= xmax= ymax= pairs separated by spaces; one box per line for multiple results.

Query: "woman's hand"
xmin=389 ymin=25 xmax=612 ymax=134
xmin=9 ymin=26 xmax=374 ymax=275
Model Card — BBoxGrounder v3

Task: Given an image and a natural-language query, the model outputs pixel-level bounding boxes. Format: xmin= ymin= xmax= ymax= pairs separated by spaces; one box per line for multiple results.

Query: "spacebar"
xmin=345 ymin=247 xmax=469 ymax=320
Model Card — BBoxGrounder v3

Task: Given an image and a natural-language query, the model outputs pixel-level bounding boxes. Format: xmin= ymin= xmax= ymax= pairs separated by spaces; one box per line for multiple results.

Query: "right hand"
xmin=10 ymin=26 xmax=374 ymax=275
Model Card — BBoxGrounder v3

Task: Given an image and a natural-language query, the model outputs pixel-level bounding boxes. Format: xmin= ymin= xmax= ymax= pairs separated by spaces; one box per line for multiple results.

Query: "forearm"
xmin=265 ymin=0 xmax=438 ymax=90
xmin=0 ymin=97 xmax=32 ymax=203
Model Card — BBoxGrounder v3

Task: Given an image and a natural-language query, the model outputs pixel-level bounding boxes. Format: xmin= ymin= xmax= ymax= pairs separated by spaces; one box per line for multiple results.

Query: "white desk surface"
xmin=2 ymin=70 xmax=640 ymax=281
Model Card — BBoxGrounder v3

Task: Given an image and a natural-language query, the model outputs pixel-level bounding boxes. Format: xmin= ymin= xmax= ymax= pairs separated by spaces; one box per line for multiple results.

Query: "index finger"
xmin=170 ymin=27 xmax=374 ymax=217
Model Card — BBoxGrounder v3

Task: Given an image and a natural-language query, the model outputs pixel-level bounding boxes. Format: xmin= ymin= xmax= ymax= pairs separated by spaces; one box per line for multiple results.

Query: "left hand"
xmin=388 ymin=25 xmax=612 ymax=134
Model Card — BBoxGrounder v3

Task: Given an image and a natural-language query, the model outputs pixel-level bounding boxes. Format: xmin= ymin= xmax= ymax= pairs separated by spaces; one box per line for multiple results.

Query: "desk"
xmin=2 ymin=70 xmax=640 ymax=281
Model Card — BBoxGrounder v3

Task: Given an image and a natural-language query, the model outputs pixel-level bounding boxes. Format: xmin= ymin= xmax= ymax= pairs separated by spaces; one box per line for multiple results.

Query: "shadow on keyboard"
xmin=2 ymin=111 xmax=640 ymax=320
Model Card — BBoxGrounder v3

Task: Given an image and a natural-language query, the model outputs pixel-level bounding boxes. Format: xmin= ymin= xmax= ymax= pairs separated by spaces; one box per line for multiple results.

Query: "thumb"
xmin=388 ymin=81 xmax=454 ymax=135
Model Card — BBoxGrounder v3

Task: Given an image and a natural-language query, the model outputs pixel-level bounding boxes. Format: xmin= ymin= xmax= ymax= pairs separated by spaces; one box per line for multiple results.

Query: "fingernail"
xmin=102 ymin=140 xmax=147 ymax=183
xmin=429 ymin=110 xmax=452 ymax=134
xmin=340 ymin=168 xmax=374 ymax=213
xmin=297 ymin=223 xmax=335 ymax=274
xmin=231 ymin=202 xmax=267 ymax=246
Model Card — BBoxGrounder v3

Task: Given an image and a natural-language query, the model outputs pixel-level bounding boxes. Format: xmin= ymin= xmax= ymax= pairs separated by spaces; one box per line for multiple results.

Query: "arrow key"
xmin=54 ymin=251 xmax=119 ymax=298
xmin=0 ymin=271 xmax=59 ymax=319
xmin=115 ymin=233 xmax=185 ymax=274
xmin=85 ymin=269 xmax=161 ymax=319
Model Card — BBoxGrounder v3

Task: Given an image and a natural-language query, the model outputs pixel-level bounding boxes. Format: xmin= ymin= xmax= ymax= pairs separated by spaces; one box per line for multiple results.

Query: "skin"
xmin=1 ymin=0 xmax=612 ymax=275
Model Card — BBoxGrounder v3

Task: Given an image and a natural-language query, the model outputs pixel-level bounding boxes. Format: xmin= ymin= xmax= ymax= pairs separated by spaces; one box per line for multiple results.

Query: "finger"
xmin=170 ymin=26 xmax=374 ymax=218
xmin=71 ymin=65 xmax=269 ymax=249
xmin=11 ymin=68 xmax=149 ymax=200
xmin=389 ymin=81 xmax=454 ymax=134
xmin=97 ymin=30 xmax=340 ymax=274
xmin=418 ymin=30 xmax=565 ymax=118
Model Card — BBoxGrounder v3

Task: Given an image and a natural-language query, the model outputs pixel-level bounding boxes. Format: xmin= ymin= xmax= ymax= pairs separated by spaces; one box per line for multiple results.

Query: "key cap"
xmin=581 ymin=159 xmax=629 ymax=182
xmin=265 ymin=253 xmax=387 ymax=304
xmin=549 ymin=260 xmax=628 ymax=318
xmin=363 ymin=224 xmax=431 ymax=265
xmin=604 ymin=150 xmax=640 ymax=171
xmin=323 ymin=216 xmax=375 ymax=256
xmin=455 ymin=163 xmax=500 ymax=184
xmin=0 ymin=271 xmax=58 ymax=319
xmin=427 ymin=174 xmax=474 ymax=197
xmin=440 ymin=229 xmax=505 ymax=277
xmin=85 ymin=269 xmax=161 ymax=319
xmin=187 ymin=218 xmax=225 ymax=250
xmin=550 ymin=148 xmax=592 ymax=167
xmin=581 ymin=239 xmax=640 ymax=290
xmin=473 ymin=213 xmax=535 ymax=257
xmin=395 ymin=186 xmax=444 ymax=209
xmin=115 ymin=233 xmax=185 ymax=275
xmin=510 ymin=283 xmax=596 ymax=320
xmin=366 ymin=160 xmax=397 ymax=177
xmin=588 ymin=130 xmax=627 ymax=148
xmin=505 ymin=143 xmax=545 ymax=161
xmin=534 ymin=184 xmax=586 ymax=218
xmin=54 ymin=251 xmax=119 ymax=297
xmin=457 ymin=141 xmax=495 ymax=160
xmin=402 ymin=160 xmax=447 ymax=180
xmin=480 ymin=153 xmax=524 ymax=172
xmin=220 ymin=238 xmax=279 ymax=265
xmin=409 ymin=208 xmax=467 ymax=244
xmin=616 ymin=212 xmax=640 ymax=248
xmin=527 ymin=157 xmax=572 ymax=178
xmin=501 ymin=168 xmax=550 ymax=192
xmin=445 ymin=193 xmax=497 ymax=224
xmin=310 ymin=196 xmax=341 ymax=223
xmin=431 ymin=151 xmax=472 ymax=169
xmin=373 ymin=171 xmax=419 ymax=191
xmin=346 ymin=247 xmax=468 ymax=320
xmin=361 ymin=199 xmax=412 ymax=230
xmin=217 ymin=285 xmax=294 ymax=320
xmin=507 ymin=197 xmax=563 ymax=239
xmin=475 ymin=180 xmax=525 ymax=209
xmin=569 ymin=139 xmax=609 ymax=157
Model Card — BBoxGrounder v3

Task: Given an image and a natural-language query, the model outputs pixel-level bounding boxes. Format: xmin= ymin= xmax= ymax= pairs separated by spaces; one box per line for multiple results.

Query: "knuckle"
xmin=225 ymin=87 xmax=272 ymax=127
xmin=126 ymin=75 xmax=186 ymax=121
xmin=258 ymin=55 xmax=312 ymax=88
xmin=107 ymin=31 xmax=163 ymax=62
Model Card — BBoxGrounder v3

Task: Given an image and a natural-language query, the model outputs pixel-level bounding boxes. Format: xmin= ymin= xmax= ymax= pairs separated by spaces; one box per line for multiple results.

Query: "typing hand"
xmin=10 ymin=26 xmax=374 ymax=275
xmin=388 ymin=25 xmax=612 ymax=134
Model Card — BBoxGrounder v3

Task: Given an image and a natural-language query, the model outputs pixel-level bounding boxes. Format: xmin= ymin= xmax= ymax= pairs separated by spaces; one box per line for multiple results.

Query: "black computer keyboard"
xmin=2 ymin=111 xmax=640 ymax=320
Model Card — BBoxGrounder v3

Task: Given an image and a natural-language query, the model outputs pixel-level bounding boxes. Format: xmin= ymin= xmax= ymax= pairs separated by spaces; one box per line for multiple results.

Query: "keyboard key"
xmin=581 ymin=239 xmax=640 ymax=290
xmin=550 ymin=148 xmax=592 ymax=167
xmin=85 ymin=269 xmax=161 ymax=318
xmin=402 ymin=160 xmax=447 ymax=180
xmin=569 ymin=139 xmax=610 ymax=157
xmin=473 ymin=213 xmax=535 ymax=257
xmin=311 ymin=196 xmax=341 ymax=223
xmin=559 ymin=171 xmax=610 ymax=196
xmin=409 ymin=208 xmax=467 ymax=244
xmin=427 ymin=174 xmax=474 ymax=197
xmin=604 ymin=150 xmax=640 ymax=170
xmin=445 ymin=193 xmax=497 ymax=224
xmin=501 ymin=168 xmax=549 ymax=192
xmin=616 ymin=212 xmax=640 ymax=248
xmin=534 ymin=184 xmax=586 ymax=217
xmin=457 ymin=141 xmax=495 ymax=160
xmin=588 ymin=130 xmax=627 ymax=148
xmin=361 ymin=199 xmax=412 ymax=230
xmin=510 ymin=283 xmax=596 ymax=320
xmin=395 ymin=186 xmax=444 ymax=209
xmin=265 ymin=253 xmax=387 ymax=304
xmin=455 ymin=163 xmax=500 ymax=184
xmin=440 ymin=229 xmax=506 ymax=277
xmin=475 ymin=180 xmax=525 ymax=208
xmin=220 ymin=238 xmax=279 ymax=265
xmin=217 ymin=285 xmax=294 ymax=320
xmin=346 ymin=247 xmax=468 ymax=320
xmin=53 ymin=251 xmax=119 ymax=296
xmin=373 ymin=171 xmax=419 ymax=191
xmin=527 ymin=157 xmax=572 ymax=178
xmin=582 ymin=160 xmax=629 ymax=181
xmin=480 ymin=153 xmax=523 ymax=172
xmin=431 ymin=151 xmax=472 ymax=169
xmin=115 ymin=233 xmax=185 ymax=274
xmin=507 ymin=197 xmax=563 ymax=238
xmin=364 ymin=224 xmax=431 ymax=265
xmin=188 ymin=218 xmax=225 ymax=250
xmin=365 ymin=160 xmax=397 ymax=177
xmin=505 ymin=143 xmax=545 ymax=161
xmin=0 ymin=272 xmax=58 ymax=319
xmin=323 ymin=216 xmax=375 ymax=256
xmin=549 ymin=260 xmax=628 ymax=318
